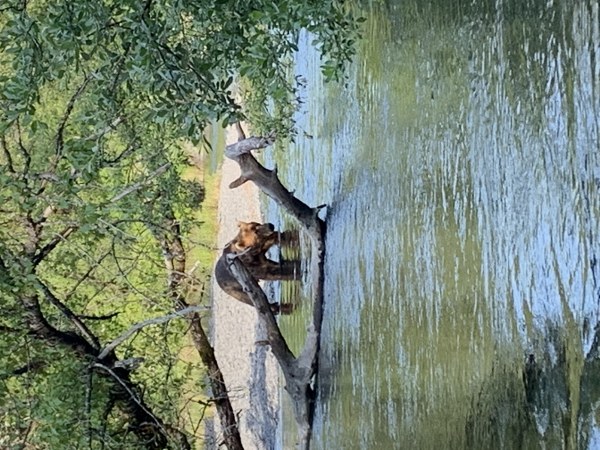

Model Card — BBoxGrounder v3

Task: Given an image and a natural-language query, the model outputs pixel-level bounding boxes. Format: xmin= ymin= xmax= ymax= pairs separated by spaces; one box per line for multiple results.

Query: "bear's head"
xmin=231 ymin=221 xmax=277 ymax=253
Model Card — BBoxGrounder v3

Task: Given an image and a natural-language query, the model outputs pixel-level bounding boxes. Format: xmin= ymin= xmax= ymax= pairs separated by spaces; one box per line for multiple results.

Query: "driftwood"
xmin=224 ymin=126 xmax=326 ymax=449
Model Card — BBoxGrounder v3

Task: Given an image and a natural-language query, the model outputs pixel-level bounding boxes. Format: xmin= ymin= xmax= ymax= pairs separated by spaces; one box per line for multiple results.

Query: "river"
xmin=263 ymin=0 xmax=600 ymax=448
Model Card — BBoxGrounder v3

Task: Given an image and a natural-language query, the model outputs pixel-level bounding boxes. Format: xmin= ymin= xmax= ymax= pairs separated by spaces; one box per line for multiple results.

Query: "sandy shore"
xmin=208 ymin=130 xmax=281 ymax=449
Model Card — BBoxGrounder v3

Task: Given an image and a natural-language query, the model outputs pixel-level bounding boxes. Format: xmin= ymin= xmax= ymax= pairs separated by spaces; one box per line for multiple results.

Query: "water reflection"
xmin=264 ymin=0 xmax=600 ymax=448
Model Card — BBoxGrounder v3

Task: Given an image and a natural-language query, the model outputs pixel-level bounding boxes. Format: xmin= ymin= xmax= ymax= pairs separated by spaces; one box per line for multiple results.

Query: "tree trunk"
xmin=153 ymin=214 xmax=244 ymax=450
xmin=18 ymin=292 xmax=189 ymax=449
xmin=188 ymin=314 xmax=244 ymax=450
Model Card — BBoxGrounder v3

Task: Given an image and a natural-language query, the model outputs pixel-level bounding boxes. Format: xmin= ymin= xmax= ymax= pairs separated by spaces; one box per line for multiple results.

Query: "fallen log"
xmin=224 ymin=127 xmax=326 ymax=449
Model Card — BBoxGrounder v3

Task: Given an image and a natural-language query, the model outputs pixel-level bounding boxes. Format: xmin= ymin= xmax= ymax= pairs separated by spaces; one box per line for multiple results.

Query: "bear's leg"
xmin=250 ymin=260 xmax=301 ymax=280
xmin=269 ymin=302 xmax=296 ymax=315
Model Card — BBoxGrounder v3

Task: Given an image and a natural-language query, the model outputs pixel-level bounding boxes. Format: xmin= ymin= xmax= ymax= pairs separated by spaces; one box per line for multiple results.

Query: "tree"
xmin=0 ymin=0 xmax=358 ymax=448
xmin=0 ymin=0 xmax=357 ymax=140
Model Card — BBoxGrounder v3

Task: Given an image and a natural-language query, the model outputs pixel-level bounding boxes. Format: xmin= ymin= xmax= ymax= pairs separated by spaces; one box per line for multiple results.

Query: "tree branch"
xmin=84 ymin=116 xmax=126 ymax=144
xmin=0 ymin=324 xmax=27 ymax=333
xmin=104 ymin=137 xmax=138 ymax=166
xmin=225 ymin=134 xmax=324 ymax=241
xmin=150 ymin=205 xmax=244 ymax=450
xmin=186 ymin=312 xmax=244 ymax=450
xmin=5 ymin=360 xmax=46 ymax=377
xmin=20 ymin=294 xmax=98 ymax=357
xmin=91 ymin=362 xmax=171 ymax=443
xmin=78 ymin=311 xmax=120 ymax=321
xmin=110 ymin=163 xmax=171 ymax=203
xmin=11 ymin=279 xmax=185 ymax=448
xmin=55 ymin=74 xmax=94 ymax=158
xmin=38 ymin=281 xmax=101 ymax=351
xmin=32 ymin=226 xmax=76 ymax=266
xmin=1 ymin=134 xmax=16 ymax=173
xmin=16 ymin=119 xmax=31 ymax=175
xmin=64 ymin=250 xmax=112 ymax=302
xmin=226 ymin=255 xmax=296 ymax=367
xmin=96 ymin=305 xmax=204 ymax=361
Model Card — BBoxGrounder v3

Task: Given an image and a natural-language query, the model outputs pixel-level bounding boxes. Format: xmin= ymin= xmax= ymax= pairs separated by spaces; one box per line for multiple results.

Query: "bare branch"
xmin=96 ymin=305 xmax=204 ymax=361
xmin=226 ymin=255 xmax=296 ymax=367
xmin=225 ymin=135 xmax=275 ymax=159
xmin=226 ymin=134 xmax=324 ymax=240
xmin=110 ymin=163 xmax=171 ymax=203
xmin=84 ymin=116 xmax=125 ymax=143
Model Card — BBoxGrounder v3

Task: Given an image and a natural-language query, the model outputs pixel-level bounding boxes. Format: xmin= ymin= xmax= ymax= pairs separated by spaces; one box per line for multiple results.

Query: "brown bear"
xmin=214 ymin=221 xmax=300 ymax=314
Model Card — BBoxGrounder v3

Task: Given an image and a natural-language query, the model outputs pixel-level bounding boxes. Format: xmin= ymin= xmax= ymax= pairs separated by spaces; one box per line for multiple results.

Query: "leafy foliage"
xmin=0 ymin=0 xmax=358 ymax=141
xmin=0 ymin=0 xmax=358 ymax=447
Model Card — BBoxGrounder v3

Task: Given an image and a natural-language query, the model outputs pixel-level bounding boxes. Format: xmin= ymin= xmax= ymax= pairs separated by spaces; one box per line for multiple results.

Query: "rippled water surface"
xmin=264 ymin=1 xmax=600 ymax=448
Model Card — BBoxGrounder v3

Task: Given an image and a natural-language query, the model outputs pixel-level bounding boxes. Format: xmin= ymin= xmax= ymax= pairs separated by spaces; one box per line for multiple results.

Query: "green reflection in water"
xmin=267 ymin=0 xmax=600 ymax=448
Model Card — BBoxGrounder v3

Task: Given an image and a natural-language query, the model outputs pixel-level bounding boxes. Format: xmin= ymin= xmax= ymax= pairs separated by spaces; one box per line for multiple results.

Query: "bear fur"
xmin=215 ymin=221 xmax=300 ymax=314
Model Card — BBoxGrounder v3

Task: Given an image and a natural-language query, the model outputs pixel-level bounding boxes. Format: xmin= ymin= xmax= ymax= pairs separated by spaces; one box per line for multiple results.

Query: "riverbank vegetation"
xmin=0 ymin=0 xmax=358 ymax=448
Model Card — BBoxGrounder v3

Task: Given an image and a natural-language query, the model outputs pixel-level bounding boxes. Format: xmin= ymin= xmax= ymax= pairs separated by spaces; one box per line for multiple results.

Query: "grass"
xmin=177 ymin=132 xmax=224 ymax=448
xmin=184 ymin=165 xmax=221 ymax=296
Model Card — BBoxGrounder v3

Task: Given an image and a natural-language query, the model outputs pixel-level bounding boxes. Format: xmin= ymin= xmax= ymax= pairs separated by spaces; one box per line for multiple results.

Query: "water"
xmin=263 ymin=0 xmax=600 ymax=448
